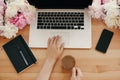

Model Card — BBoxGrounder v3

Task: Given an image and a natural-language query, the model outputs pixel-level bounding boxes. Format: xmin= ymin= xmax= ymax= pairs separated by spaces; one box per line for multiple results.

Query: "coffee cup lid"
xmin=62 ymin=55 xmax=75 ymax=70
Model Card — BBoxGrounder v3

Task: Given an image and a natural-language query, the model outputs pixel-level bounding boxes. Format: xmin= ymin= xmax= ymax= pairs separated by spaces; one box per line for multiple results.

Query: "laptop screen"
xmin=28 ymin=0 xmax=92 ymax=9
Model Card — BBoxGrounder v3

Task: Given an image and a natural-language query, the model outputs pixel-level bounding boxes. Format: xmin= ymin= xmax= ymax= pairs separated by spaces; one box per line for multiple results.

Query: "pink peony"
xmin=0 ymin=0 xmax=6 ymax=26
xmin=0 ymin=14 xmax=3 ymax=26
xmin=0 ymin=0 xmax=6 ymax=15
xmin=101 ymin=0 xmax=110 ymax=4
xmin=23 ymin=11 xmax=35 ymax=24
xmin=10 ymin=13 xmax=27 ymax=29
xmin=0 ymin=0 xmax=36 ymax=39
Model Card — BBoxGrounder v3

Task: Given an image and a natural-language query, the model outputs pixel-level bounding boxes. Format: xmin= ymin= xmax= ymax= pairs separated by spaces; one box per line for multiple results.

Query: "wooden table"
xmin=0 ymin=19 xmax=120 ymax=80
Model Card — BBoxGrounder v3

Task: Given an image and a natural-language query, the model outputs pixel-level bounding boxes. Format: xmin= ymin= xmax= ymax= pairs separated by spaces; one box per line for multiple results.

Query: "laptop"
xmin=28 ymin=0 xmax=92 ymax=48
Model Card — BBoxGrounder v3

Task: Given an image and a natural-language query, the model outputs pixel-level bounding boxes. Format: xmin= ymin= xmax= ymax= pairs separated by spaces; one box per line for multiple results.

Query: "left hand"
xmin=71 ymin=67 xmax=83 ymax=80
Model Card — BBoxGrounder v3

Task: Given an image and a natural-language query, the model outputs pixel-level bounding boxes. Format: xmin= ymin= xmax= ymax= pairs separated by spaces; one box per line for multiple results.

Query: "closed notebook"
xmin=3 ymin=35 xmax=37 ymax=73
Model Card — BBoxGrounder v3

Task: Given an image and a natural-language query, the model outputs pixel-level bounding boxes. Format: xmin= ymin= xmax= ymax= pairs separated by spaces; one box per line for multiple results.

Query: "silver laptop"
xmin=28 ymin=0 xmax=92 ymax=48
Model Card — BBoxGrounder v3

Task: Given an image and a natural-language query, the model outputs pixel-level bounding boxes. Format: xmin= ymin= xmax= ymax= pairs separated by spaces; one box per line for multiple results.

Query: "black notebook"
xmin=3 ymin=35 xmax=37 ymax=73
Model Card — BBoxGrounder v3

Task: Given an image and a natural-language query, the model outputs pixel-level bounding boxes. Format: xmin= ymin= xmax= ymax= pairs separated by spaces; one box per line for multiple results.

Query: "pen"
xmin=19 ymin=50 xmax=29 ymax=66
xmin=15 ymin=44 xmax=29 ymax=66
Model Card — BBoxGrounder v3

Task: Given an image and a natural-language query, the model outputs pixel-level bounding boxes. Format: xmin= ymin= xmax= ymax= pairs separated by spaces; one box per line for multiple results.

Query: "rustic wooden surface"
xmin=0 ymin=19 xmax=120 ymax=80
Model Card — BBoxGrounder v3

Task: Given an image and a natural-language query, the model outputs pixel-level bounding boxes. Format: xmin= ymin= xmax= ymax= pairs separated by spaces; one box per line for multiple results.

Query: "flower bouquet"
xmin=88 ymin=0 xmax=120 ymax=28
xmin=0 ymin=0 xmax=36 ymax=39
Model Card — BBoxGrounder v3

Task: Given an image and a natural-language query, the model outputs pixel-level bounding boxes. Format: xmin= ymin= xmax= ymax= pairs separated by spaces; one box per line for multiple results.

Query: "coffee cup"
xmin=61 ymin=55 xmax=75 ymax=70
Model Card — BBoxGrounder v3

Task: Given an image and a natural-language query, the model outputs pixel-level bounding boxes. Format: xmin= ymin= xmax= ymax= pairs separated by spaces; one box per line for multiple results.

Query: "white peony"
xmin=5 ymin=0 xmax=36 ymax=24
xmin=14 ymin=0 xmax=36 ymax=24
xmin=5 ymin=3 xmax=19 ymax=19
xmin=104 ymin=16 xmax=120 ymax=28
xmin=0 ymin=0 xmax=36 ymax=39
xmin=104 ymin=0 xmax=120 ymax=28
xmin=6 ymin=0 xmax=27 ymax=19
xmin=88 ymin=3 xmax=105 ymax=19
xmin=0 ymin=22 xmax=18 ymax=39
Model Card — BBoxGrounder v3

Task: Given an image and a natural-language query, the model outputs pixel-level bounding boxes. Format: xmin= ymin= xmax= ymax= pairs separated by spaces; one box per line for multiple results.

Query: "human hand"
xmin=71 ymin=67 xmax=83 ymax=80
xmin=46 ymin=36 xmax=64 ymax=62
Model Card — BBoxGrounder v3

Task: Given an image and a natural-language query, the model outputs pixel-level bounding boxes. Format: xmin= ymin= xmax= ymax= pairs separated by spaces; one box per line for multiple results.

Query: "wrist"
xmin=46 ymin=58 xmax=57 ymax=65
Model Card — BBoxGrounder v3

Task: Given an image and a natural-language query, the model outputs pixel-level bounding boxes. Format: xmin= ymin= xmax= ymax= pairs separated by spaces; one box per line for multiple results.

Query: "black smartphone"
xmin=96 ymin=29 xmax=114 ymax=53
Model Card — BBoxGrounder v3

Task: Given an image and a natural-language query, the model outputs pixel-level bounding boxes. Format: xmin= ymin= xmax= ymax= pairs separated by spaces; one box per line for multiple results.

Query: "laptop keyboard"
xmin=37 ymin=12 xmax=84 ymax=30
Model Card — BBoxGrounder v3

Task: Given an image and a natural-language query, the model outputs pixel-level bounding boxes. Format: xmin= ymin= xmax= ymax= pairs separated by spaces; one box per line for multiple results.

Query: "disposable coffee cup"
xmin=61 ymin=55 xmax=75 ymax=70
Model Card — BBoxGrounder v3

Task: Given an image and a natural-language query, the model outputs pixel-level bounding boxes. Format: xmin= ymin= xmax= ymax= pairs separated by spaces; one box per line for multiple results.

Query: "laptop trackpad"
xmin=50 ymin=31 xmax=70 ymax=45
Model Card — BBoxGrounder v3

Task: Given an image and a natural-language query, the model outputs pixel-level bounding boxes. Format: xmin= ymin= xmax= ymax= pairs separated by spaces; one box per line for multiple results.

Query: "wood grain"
xmin=0 ymin=19 xmax=120 ymax=80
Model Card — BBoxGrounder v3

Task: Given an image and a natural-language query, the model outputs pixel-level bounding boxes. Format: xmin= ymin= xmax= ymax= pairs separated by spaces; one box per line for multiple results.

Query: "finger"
xmin=60 ymin=43 xmax=64 ymax=53
xmin=50 ymin=36 xmax=55 ymax=46
xmin=71 ymin=67 xmax=77 ymax=78
xmin=53 ymin=35 xmax=59 ymax=46
xmin=56 ymin=35 xmax=60 ymax=47
xmin=53 ymin=36 xmax=57 ymax=44
xmin=47 ymin=37 xmax=51 ymax=47
xmin=76 ymin=67 xmax=83 ymax=77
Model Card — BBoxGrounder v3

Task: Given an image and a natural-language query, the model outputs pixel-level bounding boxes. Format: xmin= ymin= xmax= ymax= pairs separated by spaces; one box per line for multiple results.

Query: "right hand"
xmin=71 ymin=67 xmax=83 ymax=80
xmin=46 ymin=36 xmax=64 ymax=62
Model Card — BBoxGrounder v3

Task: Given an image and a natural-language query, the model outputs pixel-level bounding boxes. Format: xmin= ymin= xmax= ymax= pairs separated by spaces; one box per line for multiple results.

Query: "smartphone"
xmin=96 ymin=29 xmax=114 ymax=53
